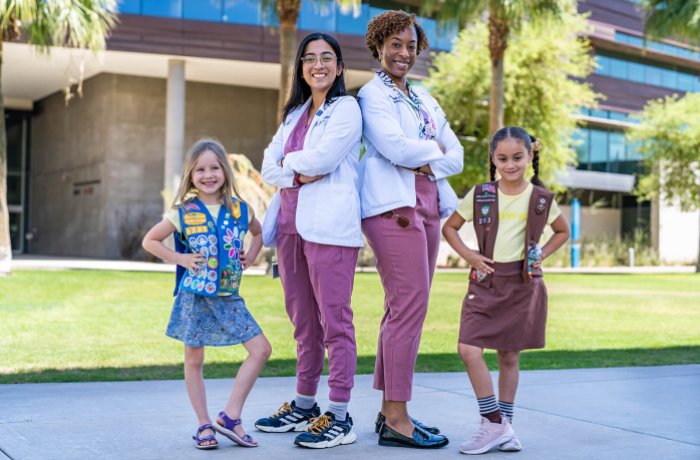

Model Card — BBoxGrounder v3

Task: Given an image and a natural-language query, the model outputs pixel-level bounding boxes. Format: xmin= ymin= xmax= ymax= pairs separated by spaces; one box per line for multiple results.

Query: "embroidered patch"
xmin=481 ymin=205 xmax=490 ymax=216
xmin=185 ymin=225 xmax=208 ymax=236
xmin=205 ymin=282 xmax=216 ymax=294
xmin=231 ymin=202 xmax=241 ymax=220
xmin=183 ymin=212 xmax=206 ymax=226
xmin=483 ymin=184 xmax=496 ymax=193
xmin=207 ymin=257 xmax=218 ymax=269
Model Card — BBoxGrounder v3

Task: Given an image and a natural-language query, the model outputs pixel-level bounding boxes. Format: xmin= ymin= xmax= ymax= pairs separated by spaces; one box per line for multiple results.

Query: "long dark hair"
xmin=282 ymin=32 xmax=348 ymax=122
xmin=489 ymin=126 xmax=544 ymax=187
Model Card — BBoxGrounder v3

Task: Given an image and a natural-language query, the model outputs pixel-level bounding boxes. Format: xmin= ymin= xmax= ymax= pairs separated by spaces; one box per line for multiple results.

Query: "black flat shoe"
xmin=374 ymin=412 xmax=441 ymax=435
xmin=377 ymin=422 xmax=449 ymax=449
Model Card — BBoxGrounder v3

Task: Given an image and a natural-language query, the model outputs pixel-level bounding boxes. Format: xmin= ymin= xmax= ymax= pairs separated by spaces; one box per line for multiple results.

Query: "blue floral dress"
xmin=166 ymin=291 xmax=262 ymax=347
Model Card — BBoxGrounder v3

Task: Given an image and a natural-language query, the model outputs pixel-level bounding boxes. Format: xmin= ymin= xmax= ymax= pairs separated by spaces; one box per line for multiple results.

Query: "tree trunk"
xmin=277 ymin=0 xmax=301 ymax=124
xmin=0 ymin=40 xmax=12 ymax=275
xmin=488 ymin=3 xmax=509 ymax=136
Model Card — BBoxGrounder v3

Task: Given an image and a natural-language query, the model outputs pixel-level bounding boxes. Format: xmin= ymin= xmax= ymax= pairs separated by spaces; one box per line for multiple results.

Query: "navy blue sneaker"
xmin=254 ymin=401 xmax=320 ymax=433
xmin=294 ymin=412 xmax=357 ymax=449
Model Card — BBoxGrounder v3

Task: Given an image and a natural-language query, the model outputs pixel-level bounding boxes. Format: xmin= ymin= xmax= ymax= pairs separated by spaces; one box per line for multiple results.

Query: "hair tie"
xmin=531 ymin=138 xmax=542 ymax=153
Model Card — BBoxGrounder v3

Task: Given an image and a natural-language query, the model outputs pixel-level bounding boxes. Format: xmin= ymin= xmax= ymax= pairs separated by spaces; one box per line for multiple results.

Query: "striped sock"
xmin=295 ymin=393 xmax=316 ymax=410
xmin=499 ymin=400 xmax=514 ymax=422
xmin=327 ymin=401 xmax=348 ymax=422
xmin=477 ymin=395 xmax=501 ymax=423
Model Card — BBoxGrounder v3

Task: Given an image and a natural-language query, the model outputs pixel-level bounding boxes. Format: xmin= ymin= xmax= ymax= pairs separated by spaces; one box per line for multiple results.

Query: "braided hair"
xmin=489 ymin=126 xmax=544 ymax=186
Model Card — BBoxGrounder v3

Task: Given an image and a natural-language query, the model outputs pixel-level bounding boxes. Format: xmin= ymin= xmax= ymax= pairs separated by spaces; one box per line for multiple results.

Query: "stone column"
xmin=163 ymin=59 xmax=186 ymax=213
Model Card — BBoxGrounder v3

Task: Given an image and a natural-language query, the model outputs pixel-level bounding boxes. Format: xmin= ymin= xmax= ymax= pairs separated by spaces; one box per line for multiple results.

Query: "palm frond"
xmin=641 ymin=0 xmax=700 ymax=44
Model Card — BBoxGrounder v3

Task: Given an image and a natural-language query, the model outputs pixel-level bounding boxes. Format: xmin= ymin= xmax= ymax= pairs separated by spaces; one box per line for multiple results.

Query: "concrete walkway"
xmin=1 ymin=365 xmax=698 ymax=460
xmin=10 ymin=255 xmax=696 ymax=274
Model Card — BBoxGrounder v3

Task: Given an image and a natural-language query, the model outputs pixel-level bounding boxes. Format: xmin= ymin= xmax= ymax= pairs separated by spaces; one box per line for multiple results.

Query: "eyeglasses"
xmin=380 ymin=211 xmax=410 ymax=228
xmin=301 ymin=53 xmax=337 ymax=66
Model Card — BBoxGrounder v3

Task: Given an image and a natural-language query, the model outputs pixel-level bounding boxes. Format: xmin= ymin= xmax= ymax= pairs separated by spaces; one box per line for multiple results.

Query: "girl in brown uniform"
xmin=442 ymin=127 xmax=570 ymax=455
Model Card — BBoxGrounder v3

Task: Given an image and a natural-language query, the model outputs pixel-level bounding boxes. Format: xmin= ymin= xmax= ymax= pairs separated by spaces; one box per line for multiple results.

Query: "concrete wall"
xmin=657 ymin=201 xmax=699 ymax=265
xmin=559 ymin=205 xmax=621 ymax=239
xmin=29 ymin=73 xmax=277 ymax=258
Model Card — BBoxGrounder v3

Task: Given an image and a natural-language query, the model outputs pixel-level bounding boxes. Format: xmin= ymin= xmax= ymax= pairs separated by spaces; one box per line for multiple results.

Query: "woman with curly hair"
xmin=359 ymin=9 xmax=463 ymax=449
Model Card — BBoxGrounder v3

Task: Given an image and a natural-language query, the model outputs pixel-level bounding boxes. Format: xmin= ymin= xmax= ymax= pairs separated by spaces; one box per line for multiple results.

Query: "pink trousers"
xmin=276 ymin=233 xmax=359 ymax=402
xmin=361 ymin=176 xmax=440 ymax=401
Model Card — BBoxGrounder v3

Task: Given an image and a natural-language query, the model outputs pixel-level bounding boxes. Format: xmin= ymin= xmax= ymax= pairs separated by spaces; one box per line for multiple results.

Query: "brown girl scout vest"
xmin=470 ymin=181 xmax=554 ymax=286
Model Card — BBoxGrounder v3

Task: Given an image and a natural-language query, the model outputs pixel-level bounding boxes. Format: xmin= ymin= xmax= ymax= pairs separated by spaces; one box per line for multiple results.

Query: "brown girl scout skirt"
xmin=458 ymin=260 xmax=548 ymax=352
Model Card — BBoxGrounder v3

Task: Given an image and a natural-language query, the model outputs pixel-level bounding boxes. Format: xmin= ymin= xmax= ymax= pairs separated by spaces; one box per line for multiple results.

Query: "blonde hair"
xmin=173 ymin=138 xmax=255 ymax=220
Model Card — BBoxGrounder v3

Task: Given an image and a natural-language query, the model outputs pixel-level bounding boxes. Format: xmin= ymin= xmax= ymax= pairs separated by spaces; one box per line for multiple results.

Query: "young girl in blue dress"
xmin=143 ymin=138 xmax=272 ymax=450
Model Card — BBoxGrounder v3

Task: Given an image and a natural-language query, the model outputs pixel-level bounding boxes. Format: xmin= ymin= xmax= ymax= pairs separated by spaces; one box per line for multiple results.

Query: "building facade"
xmin=4 ymin=0 xmax=698 ymax=263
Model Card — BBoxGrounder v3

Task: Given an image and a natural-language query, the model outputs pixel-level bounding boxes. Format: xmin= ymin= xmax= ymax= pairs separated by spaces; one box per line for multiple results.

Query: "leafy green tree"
xmin=628 ymin=93 xmax=700 ymax=271
xmin=640 ymin=0 xmax=700 ymax=44
xmin=0 ymin=0 xmax=117 ymax=275
xmin=425 ymin=8 xmax=598 ymax=194
xmin=423 ymin=0 xmax=571 ymax=135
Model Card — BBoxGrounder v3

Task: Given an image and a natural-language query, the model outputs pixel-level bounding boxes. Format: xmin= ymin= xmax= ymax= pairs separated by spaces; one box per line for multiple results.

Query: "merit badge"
xmin=483 ymin=184 xmax=496 ymax=193
xmin=183 ymin=212 xmax=207 ymax=226
xmin=231 ymin=202 xmax=241 ymax=220
xmin=536 ymin=197 xmax=546 ymax=214
xmin=481 ymin=205 xmax=490 ymax=216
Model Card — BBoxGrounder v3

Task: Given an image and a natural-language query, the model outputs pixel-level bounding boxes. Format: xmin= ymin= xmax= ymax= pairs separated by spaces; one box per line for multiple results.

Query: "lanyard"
xmin=377 ymin=71 xmax=437 ymax=140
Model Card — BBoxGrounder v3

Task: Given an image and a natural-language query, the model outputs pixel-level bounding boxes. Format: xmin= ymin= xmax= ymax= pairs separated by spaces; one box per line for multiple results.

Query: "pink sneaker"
xmin=459 ymin=417 xmax=514 ymax=455
xmin=498 ymin=430 xmax=522 ymax=451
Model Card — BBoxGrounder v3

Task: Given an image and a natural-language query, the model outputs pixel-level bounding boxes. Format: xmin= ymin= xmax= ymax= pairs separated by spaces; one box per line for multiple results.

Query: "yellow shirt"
xmin=456 ymin=183 xmax=561 ymax=262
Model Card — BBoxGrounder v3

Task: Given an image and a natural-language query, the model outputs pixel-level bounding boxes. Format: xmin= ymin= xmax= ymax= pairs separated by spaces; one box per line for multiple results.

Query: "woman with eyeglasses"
xmin=257 ymin=32 xmax=362 ymax=450
xmin=358 ymin=10 xmax=463 ymax=449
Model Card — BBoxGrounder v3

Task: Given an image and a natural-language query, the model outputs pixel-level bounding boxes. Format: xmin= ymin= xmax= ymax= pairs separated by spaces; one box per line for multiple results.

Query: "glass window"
xmin=677 ymin=72 xmax=695 ymax=92
xmin=625 ymin=137 xmax=643 ymax=160
xmin=572 ymin=128 xmax=589 ymax=165
xmin=337 ymin=3 xmax=369 ymax=34
xmin=223 ymin=0 xmax=259 ymax=24
xmin=609 ymin=111 xmax=627 ymax=121
xmin=119 ymin=0 xmax=140 ymax=14
xmin=610 ymin=57 xmax=627 ymax=79
xmin=590 ymin=109 xmax=608 ymax=119
xmin=609 ymin=132 xmax=626 ymax=161
xmin=142 ymin=0 xmax=181 ymax=18
xmin=184 ymin=0 xmax=221 ymax=21
xmin=9 ymin=212 xmax=21 ymax=252
xmin=627 ymin=62 xmax=645 ymax=83
xmin=661 ymin=68 xmax=677 ymax=89
xmin=589 ymin=129 xmax=608 ymax=166
xmin=596 ymin=55 xmax=611 ymax=76
xmin=299 ymin=0 xmax=336 ymax=31
xmin=420 ymin=17 xmax=438 ymax=51
xmin=6 ymin=118 xmax=22 ymax=172
xmin=645 ymin=65 xmax=662 ymax=86
xmin=7 ymin=174 xmax=22 ymax=206
xmin=434 ymin=20 xmax=458 ymax=50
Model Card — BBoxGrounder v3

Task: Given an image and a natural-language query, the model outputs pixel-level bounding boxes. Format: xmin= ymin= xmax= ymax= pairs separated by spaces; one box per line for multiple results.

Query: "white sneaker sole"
xmin=255 ymin=420 xmax=310 ymax=433
xmin=460 ymin=427 xmax=514 ymax=455
xmin=297 ymin=431 xmax=357 ymax=449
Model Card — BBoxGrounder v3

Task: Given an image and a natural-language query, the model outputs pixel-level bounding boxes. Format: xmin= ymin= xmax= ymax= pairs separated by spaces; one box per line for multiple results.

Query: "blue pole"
xmin=571 ymin=197 xmax=581 ymax=268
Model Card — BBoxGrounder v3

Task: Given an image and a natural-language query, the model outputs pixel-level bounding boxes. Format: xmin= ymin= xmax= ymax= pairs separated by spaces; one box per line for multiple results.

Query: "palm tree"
xmin=0 ymin=0 xmax=117 ymax=275
xmin=423 ymin=0 xmax=570 ymax=135
xmin=640 ymin=0 xmax=700 ymax=44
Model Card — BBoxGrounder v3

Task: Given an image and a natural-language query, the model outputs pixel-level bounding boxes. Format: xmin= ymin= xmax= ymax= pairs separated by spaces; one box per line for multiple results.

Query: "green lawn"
xmin=1 ymin=270 xmax=699 ymax=383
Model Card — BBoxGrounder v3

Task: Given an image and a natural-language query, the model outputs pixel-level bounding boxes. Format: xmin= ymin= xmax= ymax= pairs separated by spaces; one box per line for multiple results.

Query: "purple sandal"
xmin=213 ymin=411 xmax=258 ymax=447
xmin=193 ymin=423 xmax=219 ymax=450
